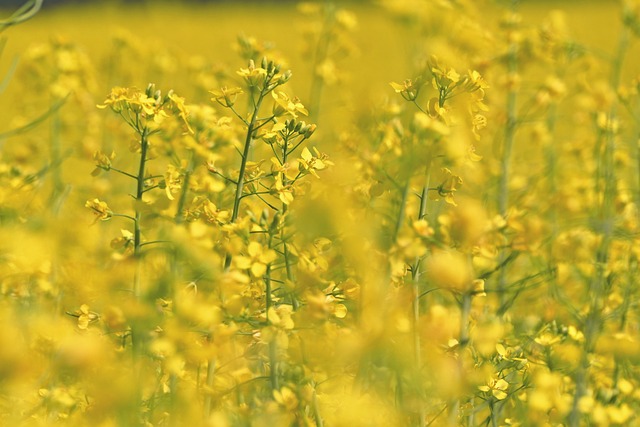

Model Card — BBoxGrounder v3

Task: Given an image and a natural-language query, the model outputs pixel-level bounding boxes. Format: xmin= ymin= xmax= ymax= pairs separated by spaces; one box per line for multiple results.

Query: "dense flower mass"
xmin=2 ymin=1 xmax=640 ymax=426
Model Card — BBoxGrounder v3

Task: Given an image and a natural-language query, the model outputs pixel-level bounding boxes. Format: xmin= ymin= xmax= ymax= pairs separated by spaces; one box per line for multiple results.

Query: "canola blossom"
xmin=1 ymin=1 xmax=640 ymax=426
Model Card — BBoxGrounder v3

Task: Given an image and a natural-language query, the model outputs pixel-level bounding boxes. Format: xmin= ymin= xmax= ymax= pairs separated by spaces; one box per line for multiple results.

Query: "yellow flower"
xmin=91 ymin=150 xmax=115 ymax=176
xmin=467 ymin=145 xmax=482 ymax=162
xmin=273 ymin=386 xmax=298 ymax=411
xmin=463 ymin=69 xmax=489 ymax=94
xmin=210 ymin=86 xmax=243 ymax=108
xmin=267 ymin=305 xmax=295 ymax=330
xmin=234 ymin=241 xmax=277 ymax=277
xmin=607 ymin=404 xmax=633 ymax=424
xmin=390 ymin=78 xmax=421 ymax=101
xmin=273 ymin=173 xmax=294 ymax=205
xmin=85 ymin=198 xmax=112 ymax=221
xmin=202 ymin=200 xmax=230 ymax=225
xmin=272 ymin=91 xmax=308 ymax=118
xmin=471 ymin=114 xmax=487 ymax=140
xmin=98 ymin=86 xmax=170 ymax=128
xmin=430 ymin=56 xmax=460 ymax=89
xmin=298 ymin=147 xmax=328 ymax=178
xmin=316 ymin=59 xmax=339 ymax=85
xmin=237 ymin=60 xmax=267 ymax=87
xmin=260 ymin=122 xmax=286 ymax=144
xmin=163 ymin=164 xmax=183 ymax=201
xmin=412 ymin=112 xmax=450 ymax=137
xmin=168 ymin=91 xmax=194 ymax=134
xmin=336 ymin=9 xmax=358 ymax=30
xmin=426 ymin=249 xmax=473 ymax=293
xmin=479 ymin=378 xmax=509 ymax=400
xmin=110 ymin=229 xmax=134 ymax=251
xmin=432 ymin=168 xmax=463 ymax=206
xmin=71 ymin=304 xmax=99 ymax=330
xmin=96 ymin=86 xmax=131 ymax=112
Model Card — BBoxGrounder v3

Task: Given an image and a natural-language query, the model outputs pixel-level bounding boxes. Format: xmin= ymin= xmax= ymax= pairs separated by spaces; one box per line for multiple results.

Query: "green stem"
xmin=410 ymin=158 xmax=432 ymax=427
xmin=128 ymin=125 xmax=149 ymax=425
xmin=0 ymin=0 xmax=43 ymax=32
xmin=568 ymin=24 xmax=628 ymax=427
xmin=393 ymin=181 xmax=411 ymax=246
xmin=280 ymin=135 xmax=298 ymax=308
xmin=312 ymin=386 xmax=324 ymax=427
xmin=497 ymin=5 xmax=519 ymax=308
xmin=265 ymin=239 xmax=279 ymax=392
xmin=203 ymin=356 xmax=216 ymax=417
xmin=224 ymin=86 xmax=269 ymax=270
xmin=175 ymin=150 xmax=195 ymax=224
xmin=308 ymin=3 xmax=335 ymax=124
xmin=49 ymin=108 xmax=68 ymax=215
xmin=133 ymin=127 xmax=149 ymax=299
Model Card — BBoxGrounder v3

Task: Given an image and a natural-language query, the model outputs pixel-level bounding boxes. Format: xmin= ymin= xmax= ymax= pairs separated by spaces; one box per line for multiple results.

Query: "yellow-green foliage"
xmin=2 ymin=1 xmax=640 ymax=426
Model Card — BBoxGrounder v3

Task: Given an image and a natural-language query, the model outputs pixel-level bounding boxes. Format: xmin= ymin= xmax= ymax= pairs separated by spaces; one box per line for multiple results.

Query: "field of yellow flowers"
xmin=3 ymin=0 xmax=640 ymax=425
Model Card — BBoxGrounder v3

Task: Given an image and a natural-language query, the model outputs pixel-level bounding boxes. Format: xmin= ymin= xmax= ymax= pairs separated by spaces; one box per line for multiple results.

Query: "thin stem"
xmin=311 ymin=386 xmax=324 ymax=427
xmin=133 ymin=126 xmax=149 ymax=299
xmin=568 ymin=23 xmax=629 ymax=427
xmin=112 ymin=213 xmax=137 ymax=222
xmin=110 ymin=166 xmax=138 ymax=180
xmin=128 ymin=124 xmax=149 ymax=423
xmin=497 ymin=3 xmax=519 ymax=308
xmin=224 ymin=84 xmax=269 ymax=270
xmin=265 ymin=236 xmax=279 ymax=392
xmin=280 ymin=136 xmax=295 ymax=288
xmin=139 ymin=240 xmax=173 ymax=248
xmin=175 ymin=150 xmax=195 ymax=224
xmin=308 ymin=4 xmax=335 ymax=124
xmin=409 ymin=155 xmax=432 ymax=427
xmin=393 ymin=181 xmax=411 ymax=246
xmin=49 ymin=107 xmax=67 ymax=215
xmin=203 ymin=356 xmax=216 ymax=417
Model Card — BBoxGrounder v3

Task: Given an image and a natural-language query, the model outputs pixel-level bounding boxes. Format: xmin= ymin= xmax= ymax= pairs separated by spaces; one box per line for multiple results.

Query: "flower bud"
xmin=278 ymin=70 xmax=292 ymax=85
xmin=303 ymin=123 xmax=317 ymax=139
xmin=270 ymin=212 xmax=282 ymax=232
xmin=146 ymin=83 xmax=155 ymax=97
xmin=164 ymin=89 xmax=174 ymax=103
xmin=260 ymin=208 xmax=270 ymax=226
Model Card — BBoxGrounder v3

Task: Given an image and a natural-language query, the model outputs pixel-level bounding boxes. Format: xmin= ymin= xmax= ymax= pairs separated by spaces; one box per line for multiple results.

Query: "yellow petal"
xmin=301 ymin=147 xmax=313 ymax=162
xmin=334 ymin=304 xmax=347 ymax=319
xmin=493 ymin=389 xmax=508 ymax=400
xmin=251 ymin=263 xmax=267 ymax=277
xmin=389 ymin=82 xmax=405 ymax=92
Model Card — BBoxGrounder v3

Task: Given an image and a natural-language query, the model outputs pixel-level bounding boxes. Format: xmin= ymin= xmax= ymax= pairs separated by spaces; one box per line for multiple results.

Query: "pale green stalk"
xmin=211 ymin=65 xmax=282 ymax=417
xmin=497 ymin=13 xmax=518 ymax=308
xmin=568 ymin=24 xmax=629 ymax=427
xmin=308 ymin=2 xmax=335 ymax=124
xmin=174 ymin=150 xmax=195 ymax=224
xmin=203 ymin=357 xmax=217 ymax=417
xmin=133 ymin=126 xmax=150 ymax=299
xmin=264 ymin=259 xmax=279 ymax=391
xmin=129 ymin=125 xmax=150 ymax=425
xmin=49 ymin=108 xmax=67 ymax=215
xmin=0 ymin=0 xmax=43 ymax=32
xmin=223 ymin=84 xmax=269 ymax=271
xmin=409 ymin=158 xmax=432 ymax=427
xmin=280 ymin=133 xmax=298 ymax=308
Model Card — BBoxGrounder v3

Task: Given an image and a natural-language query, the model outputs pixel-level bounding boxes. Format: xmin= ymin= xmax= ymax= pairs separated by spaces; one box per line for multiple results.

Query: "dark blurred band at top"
xmin=0 ymin=0 xmax=312 ymax=7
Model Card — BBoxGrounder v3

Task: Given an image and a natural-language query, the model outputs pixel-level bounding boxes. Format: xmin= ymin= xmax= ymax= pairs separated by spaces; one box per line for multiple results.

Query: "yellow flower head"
xmin=272 ymin=91 xmax=309 ymax=118
xmin=85 ymin=198 xmax=112 ymax=222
